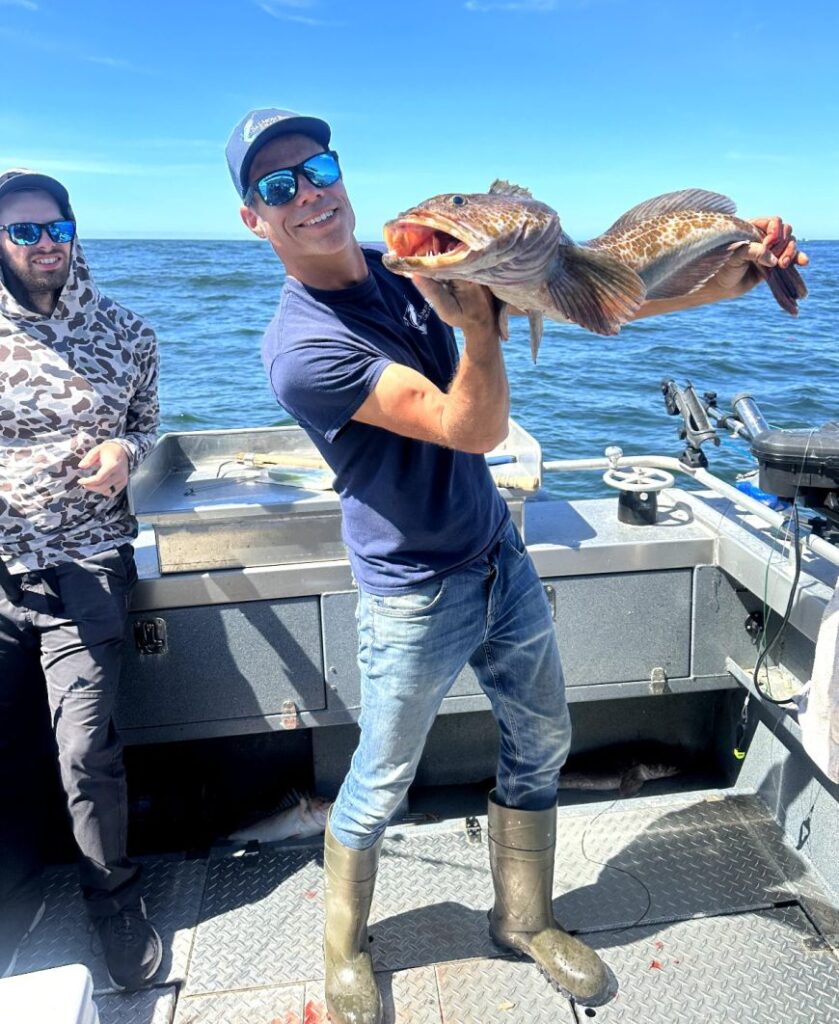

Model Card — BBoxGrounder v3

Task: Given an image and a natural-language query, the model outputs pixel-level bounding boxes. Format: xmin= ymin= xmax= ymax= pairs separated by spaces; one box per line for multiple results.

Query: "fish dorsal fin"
xmin=601 ymin=188 xmax=737 ymax=236
xmin=489 ymin=179 xmax=533 ymax=198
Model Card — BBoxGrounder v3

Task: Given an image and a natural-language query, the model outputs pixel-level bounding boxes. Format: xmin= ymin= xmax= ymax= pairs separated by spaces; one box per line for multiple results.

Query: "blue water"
xmin=83 ymin=239 xmax=839 ymax=500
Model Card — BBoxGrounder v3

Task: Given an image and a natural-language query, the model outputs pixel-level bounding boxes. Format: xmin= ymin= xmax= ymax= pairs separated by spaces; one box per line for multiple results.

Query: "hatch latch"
xmin=133 ymin=618 xmax=167 ymax=655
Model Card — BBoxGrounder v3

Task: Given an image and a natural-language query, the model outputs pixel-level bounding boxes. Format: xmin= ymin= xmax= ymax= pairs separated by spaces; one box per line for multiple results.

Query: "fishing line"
xmin=753 ymin=428 xmax=815 ymax=705
xmin=577 ymin=798 xmax=653 ymax=933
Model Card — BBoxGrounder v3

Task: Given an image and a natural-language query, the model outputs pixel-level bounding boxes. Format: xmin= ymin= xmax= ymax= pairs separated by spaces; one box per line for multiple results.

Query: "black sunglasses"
xmin=0 ymin=219 xmax=76 ymax=246
xmin=246 ymin=151 xmax=342 ymax=207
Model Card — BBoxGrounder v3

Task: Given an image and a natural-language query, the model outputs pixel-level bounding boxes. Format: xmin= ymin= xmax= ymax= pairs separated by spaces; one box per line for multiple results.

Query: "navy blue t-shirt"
xmin=261 ymin=248 xmax=509 ymax=594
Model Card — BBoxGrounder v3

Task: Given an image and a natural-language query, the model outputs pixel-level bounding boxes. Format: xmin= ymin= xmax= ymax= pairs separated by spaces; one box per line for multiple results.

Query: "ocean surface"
xmin=83 ymin=239 xmax=838 ymax=500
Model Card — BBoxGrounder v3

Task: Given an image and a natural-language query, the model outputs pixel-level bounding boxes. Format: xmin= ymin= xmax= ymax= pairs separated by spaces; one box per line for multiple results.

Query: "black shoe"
xmin=0 ymin=895 xmax=46 ymax=978
xmin=97 ymin=899 xmax=163 ymax=990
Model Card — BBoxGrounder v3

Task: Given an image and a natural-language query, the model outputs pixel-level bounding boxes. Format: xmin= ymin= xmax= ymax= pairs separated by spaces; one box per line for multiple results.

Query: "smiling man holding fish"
xmin=226 ymin=106 xmax=806 ymax=1023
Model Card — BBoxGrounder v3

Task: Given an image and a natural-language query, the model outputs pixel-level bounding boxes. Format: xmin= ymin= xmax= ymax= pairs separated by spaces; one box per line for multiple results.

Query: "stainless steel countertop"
xmin=131 ymin=486 xmax=837 ymax=645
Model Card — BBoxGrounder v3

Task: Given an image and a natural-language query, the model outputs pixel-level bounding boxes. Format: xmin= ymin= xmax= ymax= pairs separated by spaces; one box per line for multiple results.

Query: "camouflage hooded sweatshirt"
xmin=0 ymin=223 xmax=159 ymax=573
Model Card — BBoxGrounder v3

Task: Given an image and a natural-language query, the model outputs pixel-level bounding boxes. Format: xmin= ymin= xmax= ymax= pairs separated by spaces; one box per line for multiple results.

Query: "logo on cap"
xmin=242 ymin=112 xmax=283 ymax=143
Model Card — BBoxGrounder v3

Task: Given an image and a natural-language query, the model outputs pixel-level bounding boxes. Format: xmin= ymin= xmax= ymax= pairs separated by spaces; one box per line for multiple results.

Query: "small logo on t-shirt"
xmin=403 ymin=301 xmax=431 ymax=335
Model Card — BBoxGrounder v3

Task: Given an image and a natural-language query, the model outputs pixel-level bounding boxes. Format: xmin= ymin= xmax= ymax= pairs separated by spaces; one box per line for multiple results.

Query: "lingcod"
xmin=382 ymin=183 xmax=807 ymax=360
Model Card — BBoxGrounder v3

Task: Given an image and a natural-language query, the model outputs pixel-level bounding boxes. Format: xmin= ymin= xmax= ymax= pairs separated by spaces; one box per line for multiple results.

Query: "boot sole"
xmin=489 ymin=927 xmax=618 ymax=1008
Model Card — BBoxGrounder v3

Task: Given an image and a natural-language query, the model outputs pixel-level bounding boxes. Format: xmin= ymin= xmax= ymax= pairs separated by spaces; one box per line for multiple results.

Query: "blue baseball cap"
xmin=225 ymin=108 xmax=332 ymax=198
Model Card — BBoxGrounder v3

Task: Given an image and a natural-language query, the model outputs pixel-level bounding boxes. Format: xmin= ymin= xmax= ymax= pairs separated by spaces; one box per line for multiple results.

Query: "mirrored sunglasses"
xmin=247 ymin=151 xmax=341 ymax=207
xmin=0 ymin=220 xmax=76 ymax=246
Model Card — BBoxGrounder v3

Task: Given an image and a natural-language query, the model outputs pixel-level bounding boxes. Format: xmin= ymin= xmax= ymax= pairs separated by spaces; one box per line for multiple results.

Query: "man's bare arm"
xmin=353 ymin=279 xmax=509 ymax=454
xmin=631 ymin=215 xmax=808 ymax=320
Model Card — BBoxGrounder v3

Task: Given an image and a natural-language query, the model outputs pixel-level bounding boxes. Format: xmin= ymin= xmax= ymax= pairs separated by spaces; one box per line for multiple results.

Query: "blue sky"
xmin=2 ymin=0 xmax=837 ymax=241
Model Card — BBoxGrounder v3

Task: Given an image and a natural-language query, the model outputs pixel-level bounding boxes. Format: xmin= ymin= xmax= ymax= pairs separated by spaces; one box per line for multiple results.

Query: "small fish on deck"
xmin=382 ymin=184 xmax=807 ymax=361
xmin=229 ymin=793 xmax=331 ymax=844
xmin=559 ymin=761 xmax=681 ymax=798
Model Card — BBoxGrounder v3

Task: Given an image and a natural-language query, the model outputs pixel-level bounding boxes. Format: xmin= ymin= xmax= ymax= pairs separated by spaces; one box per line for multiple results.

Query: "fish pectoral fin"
xmin=643 ymin=241 xmax=746 ymax=300
xmin=528 ymin=312 xmax=544 ymax=362
xmin=546 ymin=246 xmax=646 ymax=336
xmin=618 ymin=766 xmax=647 ymax=798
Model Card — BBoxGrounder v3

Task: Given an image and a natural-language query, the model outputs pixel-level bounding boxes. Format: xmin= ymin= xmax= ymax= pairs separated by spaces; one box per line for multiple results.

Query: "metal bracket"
xmin=280 ymin=700 xmax=300 ymax=730
xmin=543 ymin=584 xmax=556 ymax=620
xmin=133 ymin=617 xmax=167 ymax=655
xmin=650 ymin=666 xmax=670 ymax=695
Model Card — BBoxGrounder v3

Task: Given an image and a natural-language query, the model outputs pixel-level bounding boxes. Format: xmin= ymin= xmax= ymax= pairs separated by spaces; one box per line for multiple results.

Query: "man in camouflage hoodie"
xmin=0 ymin=169 xmax=162 ymax=990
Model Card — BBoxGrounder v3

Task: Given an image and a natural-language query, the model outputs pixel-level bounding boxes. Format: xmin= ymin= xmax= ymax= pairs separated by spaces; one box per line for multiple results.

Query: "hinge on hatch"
xmin=280 ymin=700 xmax=300 ymax=730
xmin=133 ymin=618 xmax=167 ymax=655
xmin=650 ymin=666 xmax=670 ymax=695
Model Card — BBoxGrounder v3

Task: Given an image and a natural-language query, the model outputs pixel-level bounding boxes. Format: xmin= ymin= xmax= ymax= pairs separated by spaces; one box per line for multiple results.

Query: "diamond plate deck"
xmin=434 ymin=906 xmax=839 ymax=1024
xmin=97 ymin=985 xmax=177 ymax=1024
xmin=186 ymin=847 xmax=324 ymax=992
xmin=7 ymin=794 xmax=838 ymax=1024
xmin=173 ymin=982 xmax=305 ymax=1023
xmin=12 ymin=854 xmax=206 ymax=994
xmin=576 ymin=905 xmax=839 ymax=1024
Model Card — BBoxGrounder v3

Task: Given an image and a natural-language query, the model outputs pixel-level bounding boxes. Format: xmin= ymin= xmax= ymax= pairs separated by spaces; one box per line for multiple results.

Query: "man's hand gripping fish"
xmin=382 ymin=183 xmax=808 ymax=360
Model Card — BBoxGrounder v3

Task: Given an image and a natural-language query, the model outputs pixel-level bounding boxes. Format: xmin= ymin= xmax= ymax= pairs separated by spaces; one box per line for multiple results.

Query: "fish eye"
xmin=451 ymin=195 xmax=467 ymax=206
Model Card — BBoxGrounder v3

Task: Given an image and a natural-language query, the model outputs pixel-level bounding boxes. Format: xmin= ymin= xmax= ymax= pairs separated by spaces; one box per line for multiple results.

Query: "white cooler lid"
xmin=0 ymin=964 xmax=99 ymax=1024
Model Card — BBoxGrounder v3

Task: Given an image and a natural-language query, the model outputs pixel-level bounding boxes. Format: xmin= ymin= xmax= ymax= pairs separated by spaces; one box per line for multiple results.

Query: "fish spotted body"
xmin=382 ymin=185 xmax=807 ymax=360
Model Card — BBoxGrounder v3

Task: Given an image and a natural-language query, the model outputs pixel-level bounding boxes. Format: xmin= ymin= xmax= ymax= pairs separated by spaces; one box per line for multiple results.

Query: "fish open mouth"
xmin=383 ymin=220 xmax=470 ymax=264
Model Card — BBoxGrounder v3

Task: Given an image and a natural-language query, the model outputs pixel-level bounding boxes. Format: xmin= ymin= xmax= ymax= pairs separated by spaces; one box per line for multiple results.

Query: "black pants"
xmin=0 ymin=546 xmax=141 ymax=920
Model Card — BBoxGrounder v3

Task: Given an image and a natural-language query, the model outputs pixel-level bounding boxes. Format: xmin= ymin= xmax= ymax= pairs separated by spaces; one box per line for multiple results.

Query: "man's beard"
xmin=0 ymin=251 xmax=70 ymax=309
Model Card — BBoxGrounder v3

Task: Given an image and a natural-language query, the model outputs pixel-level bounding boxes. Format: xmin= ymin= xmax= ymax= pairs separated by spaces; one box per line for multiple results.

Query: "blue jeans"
xmin=330 ymin=521 xmax=571 ymax=850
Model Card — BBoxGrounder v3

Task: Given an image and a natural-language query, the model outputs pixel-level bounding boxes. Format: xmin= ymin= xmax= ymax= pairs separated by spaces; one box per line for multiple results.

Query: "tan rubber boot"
xmin=323 ymin=819 xmax=383 ymax=1024
xmin=487 ymin=792 xmax=617 ymax=1006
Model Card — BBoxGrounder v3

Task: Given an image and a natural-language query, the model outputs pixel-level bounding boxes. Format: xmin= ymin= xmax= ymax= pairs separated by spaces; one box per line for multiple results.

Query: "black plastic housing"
xmin=751 ymin=423 xmax=839 ymax=498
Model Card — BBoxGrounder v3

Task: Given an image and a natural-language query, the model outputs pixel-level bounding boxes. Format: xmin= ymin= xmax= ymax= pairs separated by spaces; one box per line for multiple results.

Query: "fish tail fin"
xmin=547 ymin=245 xmax=646 ymax=336
xmin=762 ymin=262 xmax=808 ymax=316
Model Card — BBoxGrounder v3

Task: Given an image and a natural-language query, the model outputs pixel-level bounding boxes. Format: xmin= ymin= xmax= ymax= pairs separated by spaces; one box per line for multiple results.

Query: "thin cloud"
xmin=0 ymin=27 xmax=158 ymax=75
xmin=258 ymin=0 xmax=317 ymax=8
xmin=133 ymin=137 xmax=220 ymax=150
xmin=724 ymin=150 xmax=797 ymax=166
xmin=84 ymin=54 xmax=160 ymax=76
xmin=256 ymin=0 xmax=342 ymax=27
xmin=0 ymin=154 xmax=217 ymax=177
xmin=0 ymin=0 xmax=39 ymax=9
xmin=465 ymin=0 xmax=559 ymax=10
xmin=86 ymin=56 xmax=132 ymax=69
